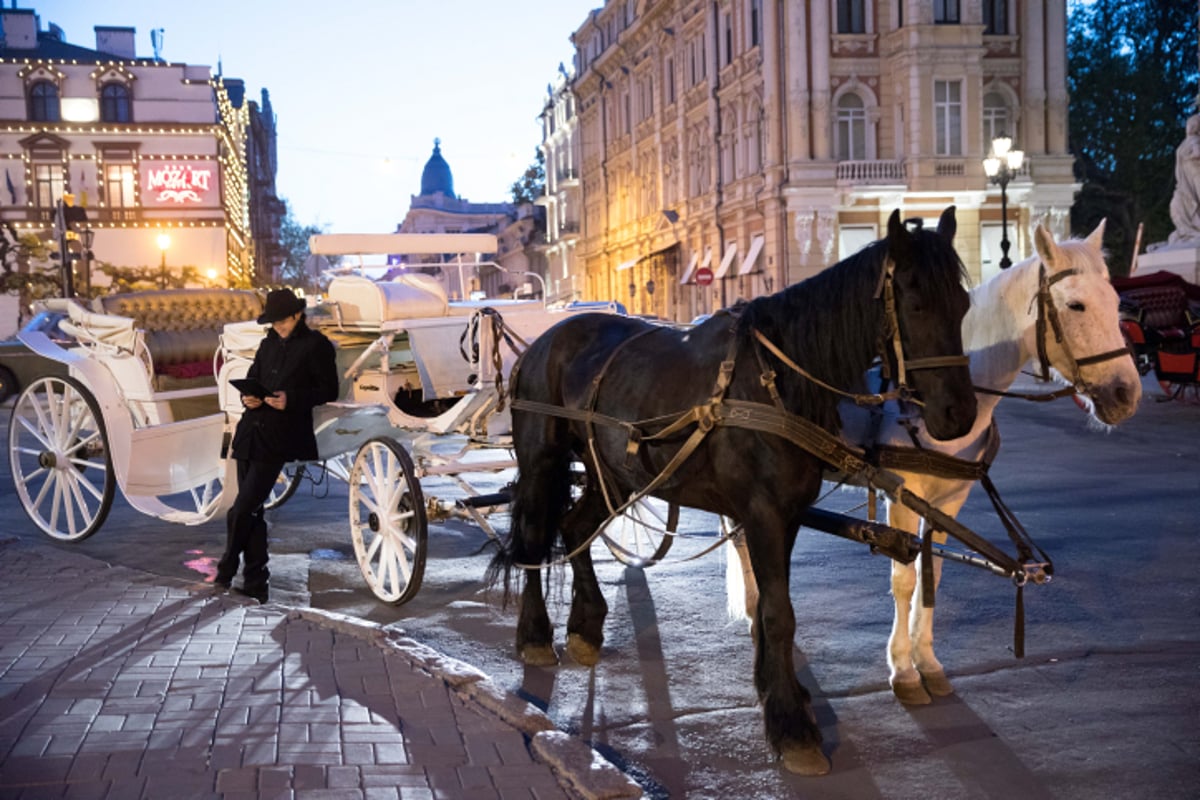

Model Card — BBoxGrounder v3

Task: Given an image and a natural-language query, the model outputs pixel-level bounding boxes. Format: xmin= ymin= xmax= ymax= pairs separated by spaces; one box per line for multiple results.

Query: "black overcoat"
xmin=231 ymin=317 xmax=339 ymax=462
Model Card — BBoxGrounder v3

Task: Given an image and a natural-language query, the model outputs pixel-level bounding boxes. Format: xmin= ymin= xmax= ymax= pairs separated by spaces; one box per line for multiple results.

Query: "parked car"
xmin=0 ymin=308 xmax=72 ymax=403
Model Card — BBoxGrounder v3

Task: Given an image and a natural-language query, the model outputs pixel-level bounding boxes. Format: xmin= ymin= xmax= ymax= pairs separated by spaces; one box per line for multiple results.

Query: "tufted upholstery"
xmin=94 ymin=289 xmax=263 ymax=376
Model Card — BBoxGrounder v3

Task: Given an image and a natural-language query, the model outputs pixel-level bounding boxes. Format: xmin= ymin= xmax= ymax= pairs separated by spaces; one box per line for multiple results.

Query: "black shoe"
xmin=235 ymin=584 xmax=269 ymax=604
xmin=212 ymin=575 xmax=232 ymax=591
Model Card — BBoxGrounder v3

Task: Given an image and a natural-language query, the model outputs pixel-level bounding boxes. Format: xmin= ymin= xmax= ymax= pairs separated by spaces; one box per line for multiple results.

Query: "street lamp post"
xmin=157 ymin=233 xmax=170 ymax=289
xmin=983 ymin=134 xmax=1025 ymax=270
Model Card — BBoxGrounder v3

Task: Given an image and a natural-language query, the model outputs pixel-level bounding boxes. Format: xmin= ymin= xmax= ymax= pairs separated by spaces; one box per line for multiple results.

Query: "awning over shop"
xmin=713 ymin=242 xmax=738 ymax=279
xmin=737 ymin=234 xmax=765 ymax=275
xmin=679 ymin=251 xmax=700 ymax=284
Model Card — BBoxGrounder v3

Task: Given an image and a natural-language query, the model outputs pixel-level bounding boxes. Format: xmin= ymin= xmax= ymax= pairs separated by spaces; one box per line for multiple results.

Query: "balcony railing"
xmin=836 ymin=160 xmax=906 ymax=185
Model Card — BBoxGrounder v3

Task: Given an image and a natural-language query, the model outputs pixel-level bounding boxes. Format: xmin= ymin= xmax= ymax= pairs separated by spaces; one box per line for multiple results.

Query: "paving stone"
xmin=0 ymin=541 xmax=630 ymax=800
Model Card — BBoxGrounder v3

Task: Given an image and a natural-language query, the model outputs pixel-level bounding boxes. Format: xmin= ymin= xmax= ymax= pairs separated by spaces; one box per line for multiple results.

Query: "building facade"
xmin=564 ymin=0 xmax=1076 ymax=322
xmin=0 ymin=6 xmax=268 ymax=290
xmin=396 ymin=140 xmax=535 ymax=299
xmin=537 ymin=64 xmax=583 ymax=305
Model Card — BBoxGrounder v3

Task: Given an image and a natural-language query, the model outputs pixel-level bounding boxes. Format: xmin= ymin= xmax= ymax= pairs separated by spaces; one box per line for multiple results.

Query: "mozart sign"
xmin=139 ymin=161 xmax=219 ymax=207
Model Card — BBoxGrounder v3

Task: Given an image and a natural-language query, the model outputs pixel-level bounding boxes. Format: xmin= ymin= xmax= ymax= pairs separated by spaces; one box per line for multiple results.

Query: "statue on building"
xmin=1168 ymin=114 xmax=1200 ymax=244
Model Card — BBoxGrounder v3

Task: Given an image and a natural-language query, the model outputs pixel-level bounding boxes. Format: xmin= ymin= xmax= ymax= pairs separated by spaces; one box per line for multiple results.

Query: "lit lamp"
xmin=156 ymin=233 xmax=170 ymax=289
xmin=983 ymin=134 xmax=1024 ymax=270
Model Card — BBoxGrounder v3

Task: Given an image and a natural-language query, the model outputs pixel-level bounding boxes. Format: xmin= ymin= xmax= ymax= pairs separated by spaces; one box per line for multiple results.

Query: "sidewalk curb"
xmin=289 ymin=606 xmax=643 ymax=799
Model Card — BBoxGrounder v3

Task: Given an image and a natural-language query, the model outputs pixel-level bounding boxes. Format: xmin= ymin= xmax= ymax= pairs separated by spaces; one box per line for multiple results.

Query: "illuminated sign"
xmin=139 ymin=161 xmax=219 ymax=207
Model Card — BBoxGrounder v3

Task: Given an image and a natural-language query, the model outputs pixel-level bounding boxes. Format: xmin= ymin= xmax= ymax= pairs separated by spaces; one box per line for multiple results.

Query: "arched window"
xmin=29 ymin=81 xmax=60 ymax=122
xmin=983 ymin=91 xmax=1010 ymax=149
xmin=100 ymin=83 xmax=132 ymax=123
xmin=836 ymin=93 xmax=867 ymax=161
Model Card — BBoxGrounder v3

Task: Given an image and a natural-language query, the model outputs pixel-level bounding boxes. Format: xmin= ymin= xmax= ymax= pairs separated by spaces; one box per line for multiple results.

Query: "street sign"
xmin=694 ymin=267 xmax=714 ymax=285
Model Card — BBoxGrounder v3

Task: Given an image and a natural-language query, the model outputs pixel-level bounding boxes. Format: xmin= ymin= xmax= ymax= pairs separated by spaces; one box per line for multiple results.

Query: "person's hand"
xmin=264 ymin=390 xmax=287 ymax=411
xmin=242 ymin=394 xmax=263 ymax=409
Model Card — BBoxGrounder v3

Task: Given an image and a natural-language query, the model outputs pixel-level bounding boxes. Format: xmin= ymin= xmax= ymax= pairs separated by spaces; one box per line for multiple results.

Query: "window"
xmin=100 ymin=83 xmax=131 ymax=122
xmin=665 ymin=57 xmax=676 ymax=105
xmin=836 ymin=93 xmax=867 ymax=160
xmin=104 ymin=163 xmax=136 ymax=207
xmin=934 ymin=80 xmax=962 ymax=156
xmin=29 ymin=81 xmax=60 ymax=122
xmin=749 ymin=0 xmax=761 ymax=47
xmin=983 ymin=0 xmax=1008 ymax=35
xmin=934 ymin=0 xmax=960 ymax=23
xmin=33 ymin=162 xmax=64 ymax=207
xmin=688 ymin=33 xmax=706 ymax=86
xmin=838 ymin=0 xmax=866 ymax=34
xmin=982 ymin=92 xmax=1009 ymax=149
xmin=723 ymin=12 xmax=733 ymax=66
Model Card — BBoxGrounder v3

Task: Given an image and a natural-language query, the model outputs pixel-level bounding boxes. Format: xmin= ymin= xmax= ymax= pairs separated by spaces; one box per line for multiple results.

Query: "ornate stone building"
xmin=0 ymin=6 xmax=269 ymax=288
xmin=564 ymin=0 xmax=1076 ymax=321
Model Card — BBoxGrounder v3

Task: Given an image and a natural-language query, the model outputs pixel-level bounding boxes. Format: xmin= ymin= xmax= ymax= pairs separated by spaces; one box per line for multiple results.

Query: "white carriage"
xmin=8 ymin=233 xmax=672 ymax=605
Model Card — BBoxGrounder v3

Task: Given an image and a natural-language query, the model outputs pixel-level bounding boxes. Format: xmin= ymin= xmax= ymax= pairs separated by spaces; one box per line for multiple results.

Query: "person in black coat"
xmin=215 ymin=288 xmax=339 ymax=602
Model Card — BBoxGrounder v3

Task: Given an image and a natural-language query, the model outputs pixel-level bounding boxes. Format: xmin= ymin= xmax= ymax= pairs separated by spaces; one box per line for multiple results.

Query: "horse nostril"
xmin=1114 ymin=386 xmax=1130 ymax=407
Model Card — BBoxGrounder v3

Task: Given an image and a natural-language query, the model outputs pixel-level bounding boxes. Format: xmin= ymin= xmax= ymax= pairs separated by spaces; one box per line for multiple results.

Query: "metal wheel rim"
xmin=264 ymin=464 xmax=304 ymax=510
xmin=8 ymin=375 xmax=114 ymax=541
xmin=349 ymin=437 xmax=427 ymax=605
xmin=607 ymin=495 xmax=676 ymax=567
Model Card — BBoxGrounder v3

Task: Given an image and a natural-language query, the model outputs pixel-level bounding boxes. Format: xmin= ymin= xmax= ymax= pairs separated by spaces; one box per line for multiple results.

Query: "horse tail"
xmin=486 ymin=441 xmax=575 ymax=607
xmin=724 ymin=532 xmax=757 ymax=628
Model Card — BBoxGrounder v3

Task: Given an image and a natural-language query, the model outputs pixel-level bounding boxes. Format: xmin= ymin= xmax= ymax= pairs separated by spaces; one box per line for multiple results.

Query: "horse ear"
xmin=1034 ymin=223 xmax=1059 ymax=269
xmin=1085 ymin=218 xmax=1107 ymax=250
xmin=886 ymin=208 xmax=906 ymax=245
xmin=936 ymin=205 xmax=957 ymax=244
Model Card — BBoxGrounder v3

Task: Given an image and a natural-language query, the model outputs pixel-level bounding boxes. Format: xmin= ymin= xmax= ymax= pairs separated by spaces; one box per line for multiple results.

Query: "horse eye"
xmin=1067 ymin=301 xmax=1086 ymax=312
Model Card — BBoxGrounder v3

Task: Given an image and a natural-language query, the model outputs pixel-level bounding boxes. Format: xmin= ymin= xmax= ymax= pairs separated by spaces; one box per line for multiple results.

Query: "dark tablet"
xmin=230 ymin=378 xmax=276 ymax=398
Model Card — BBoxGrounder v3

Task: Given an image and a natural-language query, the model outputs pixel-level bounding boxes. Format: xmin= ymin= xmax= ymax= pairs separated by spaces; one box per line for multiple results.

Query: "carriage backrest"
xmin=326 ymin=274 xmax=448 ymax=326
xmin=94 ymin=289 xmax=263 ymax=380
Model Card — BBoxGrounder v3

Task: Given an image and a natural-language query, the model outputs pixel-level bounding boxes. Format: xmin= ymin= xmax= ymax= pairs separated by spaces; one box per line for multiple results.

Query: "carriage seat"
xmin=94 ymin=289 xmax=264 ymax=389
xmin=325 ymin=274 xmax=449 ymax=327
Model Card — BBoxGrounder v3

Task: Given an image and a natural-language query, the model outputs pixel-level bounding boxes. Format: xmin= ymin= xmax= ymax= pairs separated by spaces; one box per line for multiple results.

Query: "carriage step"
xmin=457 ymin=491 xmax=512 ymax=509
xmin=801 ymin=508 xmax=920 ymax=564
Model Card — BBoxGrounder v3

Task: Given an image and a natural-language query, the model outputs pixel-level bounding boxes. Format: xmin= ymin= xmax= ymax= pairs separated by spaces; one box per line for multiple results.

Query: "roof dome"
xmin=419 ymin=138 xmax=455 ymax=198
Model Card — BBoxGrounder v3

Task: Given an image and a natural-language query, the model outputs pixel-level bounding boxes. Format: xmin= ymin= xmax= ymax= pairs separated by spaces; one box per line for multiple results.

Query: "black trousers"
xmin=217 ymin=458 xmax=284 ymax=589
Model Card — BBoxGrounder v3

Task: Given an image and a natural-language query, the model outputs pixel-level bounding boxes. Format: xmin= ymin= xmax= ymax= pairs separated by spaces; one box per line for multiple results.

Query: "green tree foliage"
xmin=276 ymin=199 xmax=337 ymax=292
xmin=510 ymin=149 xmax=546 ymax=205
xmin=1068 ymin=0 xmax=1198 ymax=274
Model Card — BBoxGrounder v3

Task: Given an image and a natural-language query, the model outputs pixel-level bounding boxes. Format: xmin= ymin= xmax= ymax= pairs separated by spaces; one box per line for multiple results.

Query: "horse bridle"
xmin=754 ymin=255 xmax=970 ymax=407
xmin=1033 ymin=263 xmax=1134 ymax=385
xmin=978 ymin=263 xmax=1134 ymax=401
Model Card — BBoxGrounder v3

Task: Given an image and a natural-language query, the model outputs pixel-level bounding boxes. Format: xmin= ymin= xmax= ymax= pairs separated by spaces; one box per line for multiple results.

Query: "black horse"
xmin=489 ymin=207 xmax=977 ymax=775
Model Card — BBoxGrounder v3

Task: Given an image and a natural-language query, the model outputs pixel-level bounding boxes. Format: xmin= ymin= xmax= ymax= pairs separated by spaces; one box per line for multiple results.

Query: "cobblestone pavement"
xmin=0 ymin=537 xmax=639 ymax=800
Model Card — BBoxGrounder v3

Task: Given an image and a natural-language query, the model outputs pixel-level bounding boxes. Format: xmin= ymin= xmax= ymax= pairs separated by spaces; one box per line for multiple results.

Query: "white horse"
xmin=727 ymin=220 xmax=1142 ymax=704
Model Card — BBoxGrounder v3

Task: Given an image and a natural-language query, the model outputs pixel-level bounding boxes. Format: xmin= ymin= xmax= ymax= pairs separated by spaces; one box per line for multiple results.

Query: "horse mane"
xmin=737 ymin=225 xmax=967 ymax=432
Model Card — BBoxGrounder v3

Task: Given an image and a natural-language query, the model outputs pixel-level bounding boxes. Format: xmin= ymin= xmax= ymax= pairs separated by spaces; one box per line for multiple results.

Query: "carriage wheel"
xmin=264 ymin=464 xmax=304 ymax=510
xmin=8 ymin=376 xmax=114 ymax=541
xmin=605 ymin=495 xmax=678 ymax=567
xmin=349 ymin=437 xmax=427 ymax=605
xmin=1158 ymin=379 xmax=1200 ymax=403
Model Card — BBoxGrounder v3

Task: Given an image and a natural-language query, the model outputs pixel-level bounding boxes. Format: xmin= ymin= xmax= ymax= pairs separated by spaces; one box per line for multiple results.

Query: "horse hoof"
xmin=892 ymin=678 xmax=932 ymax=706
xmin=922 ymin=670 xmax=955 ymax=697
xmin=565 ymin=633 xmax=601 ymax=667
xmin=519 ymin=643 xmax=558 ymax=667
xmin=780 ymin=742 xmax=831 ymax=776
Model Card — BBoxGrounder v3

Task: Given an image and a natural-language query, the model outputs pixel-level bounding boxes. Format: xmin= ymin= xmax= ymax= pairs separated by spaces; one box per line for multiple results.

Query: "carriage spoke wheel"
xmin=8 ymin=376 xmax=114 ymax=541
xmin=605 ymin=495 xmax=678 ymax=567
xmin=349 ymin=437 xmax=427 ymax=605
xmin=264 ymin=464 xmax=304 ymax=511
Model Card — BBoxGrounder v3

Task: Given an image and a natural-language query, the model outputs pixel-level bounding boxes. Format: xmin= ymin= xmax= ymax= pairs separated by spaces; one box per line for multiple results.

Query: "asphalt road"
xmin=2 ymin=374 xmax=1197 ymax=798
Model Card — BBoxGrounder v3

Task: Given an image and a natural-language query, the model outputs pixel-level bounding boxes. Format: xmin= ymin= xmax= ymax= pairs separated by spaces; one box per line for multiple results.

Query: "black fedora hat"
xmin=257 ymin=288 xmax=306 ymax=324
